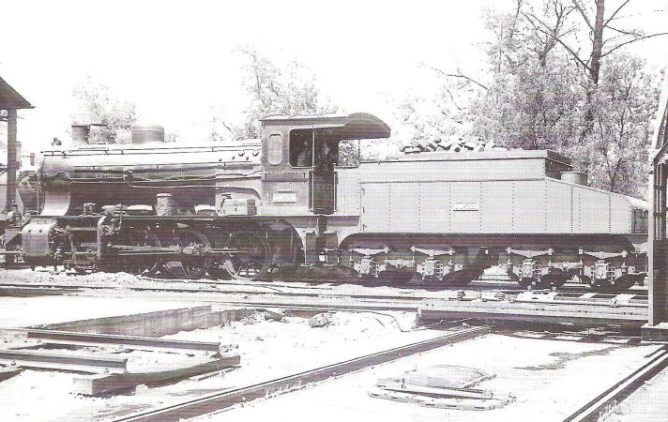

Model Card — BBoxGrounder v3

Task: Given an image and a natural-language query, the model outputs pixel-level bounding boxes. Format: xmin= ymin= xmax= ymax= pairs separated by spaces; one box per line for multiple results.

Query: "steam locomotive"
xmin=1 ymin=113 xmax=649 ymax=289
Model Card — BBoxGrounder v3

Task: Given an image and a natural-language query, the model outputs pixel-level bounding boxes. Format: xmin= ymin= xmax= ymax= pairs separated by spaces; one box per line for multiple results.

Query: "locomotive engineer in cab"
xmin=316 ymin=139 xmax=338 ymax=172
xmin=290 ymin=133 xmax=313 ymax=167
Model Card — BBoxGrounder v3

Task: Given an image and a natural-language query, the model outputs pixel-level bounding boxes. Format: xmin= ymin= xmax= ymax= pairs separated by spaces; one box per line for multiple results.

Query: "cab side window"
xmin=268 ymin=134 xmax=283 ymax=165
xmin=289 ymin=130 xmax=313 ymax=167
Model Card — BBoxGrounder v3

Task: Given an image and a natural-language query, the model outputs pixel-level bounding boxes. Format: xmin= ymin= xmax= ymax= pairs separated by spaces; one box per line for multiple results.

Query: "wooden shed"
xmin=0 ymin=75 xmax=33 ymax=213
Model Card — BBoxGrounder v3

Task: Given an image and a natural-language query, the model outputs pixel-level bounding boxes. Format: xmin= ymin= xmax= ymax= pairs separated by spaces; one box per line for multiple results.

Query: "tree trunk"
xmin=589 ymin=0 xmax=605 ymax=85
xmin=581 ymin=0 xmax=605 ymax=141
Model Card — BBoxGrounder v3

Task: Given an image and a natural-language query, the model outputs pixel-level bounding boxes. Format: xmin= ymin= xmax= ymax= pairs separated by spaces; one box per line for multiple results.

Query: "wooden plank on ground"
xmin=0 ymin=349 xmax=127 ymax=374
xmin=73 ymin=353 xmax=240 ymax=395
xmin=377 ymin=380 xmax=493 ymax=399
xmin=0 ymin=366 xmax=22 ymax=382
xmin=1 ymin=328 xmax=222 ymax=352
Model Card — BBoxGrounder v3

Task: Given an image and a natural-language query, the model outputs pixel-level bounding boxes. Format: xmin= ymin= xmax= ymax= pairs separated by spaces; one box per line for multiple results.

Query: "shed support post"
xmin=649 ymin=165 xmax=667 ymax=326
xmin=644 ymin=78 xmax=668 ymax=342
xmin=6 ymin=108 xmax=17 ymax=212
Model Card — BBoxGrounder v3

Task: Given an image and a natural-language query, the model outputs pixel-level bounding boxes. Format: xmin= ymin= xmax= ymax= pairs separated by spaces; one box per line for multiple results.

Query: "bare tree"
xmin=405 ymin=0 xmax=664 ymax=197
xmin=525 ymin=0 xmax=667 ymax=85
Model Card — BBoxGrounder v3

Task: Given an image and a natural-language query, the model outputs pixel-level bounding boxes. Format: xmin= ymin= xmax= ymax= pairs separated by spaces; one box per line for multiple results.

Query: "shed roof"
xmin=0 ymin=76 xmax=33 ymax=110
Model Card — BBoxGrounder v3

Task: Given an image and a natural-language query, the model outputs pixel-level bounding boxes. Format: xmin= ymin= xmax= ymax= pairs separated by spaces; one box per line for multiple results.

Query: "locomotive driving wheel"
xmin=222 ymin=232 xmax=272 ymax=281
xmin=161 ymin=230 xmax=213 ymax=280
xmin=111 ymin=231 xmax=162 ymax=276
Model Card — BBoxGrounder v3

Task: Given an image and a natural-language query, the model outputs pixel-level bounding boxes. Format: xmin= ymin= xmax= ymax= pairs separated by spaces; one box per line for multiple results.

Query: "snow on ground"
xmin=604 ymin=362 xmax=668 ymax=422
xmin=193 ymin=334 xmax=660 ymax=422
xmin=0 ymin=311 xmax=443 ymax=422
xmin=167 ymin=311 xmax=437 ymax=384
xmin=0 ymin=295 xmax=205 ymax=328
xmin=0 ymin=347 xmax=214 ymax=422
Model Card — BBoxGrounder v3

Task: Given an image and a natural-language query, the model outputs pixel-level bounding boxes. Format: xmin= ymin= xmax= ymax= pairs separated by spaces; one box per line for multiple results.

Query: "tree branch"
xmin=442 ymin=86 xmax=464 ymax=111
xmin=524 ymin=12 xmax=591 ymax=71
xmin=606 ymin=25 xmax=642 ymax=37
xmin=604 ymin=0 xmax=631 ymax=28
xmin=571 ymin=0 xmax=594 ymax=31
xmin=430 ymin=67 xmax=489 ymax=91
xmin=602 ymin=31 xmax=668 ymax=57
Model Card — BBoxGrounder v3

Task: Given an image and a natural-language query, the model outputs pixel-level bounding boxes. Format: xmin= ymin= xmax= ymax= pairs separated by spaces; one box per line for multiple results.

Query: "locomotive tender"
xmin=8 ymin=113 xmax=648 ymax=289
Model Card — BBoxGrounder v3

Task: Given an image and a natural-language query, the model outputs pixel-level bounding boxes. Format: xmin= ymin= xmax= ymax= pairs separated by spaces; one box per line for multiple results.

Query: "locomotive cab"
xmin=260 ymin=113 xmax=390 ymax=216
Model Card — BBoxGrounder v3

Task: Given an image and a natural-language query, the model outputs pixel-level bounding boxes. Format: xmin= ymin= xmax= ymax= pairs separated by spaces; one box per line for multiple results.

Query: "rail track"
xmin=563 ymin=346 xmax=668 ymax=422
xmin=89 ymin=324 xmax=656 ymax=422
xmin=104 ymin=325 xmax=490 ymax=422
xmin=0 ymin=271 xmax=649 ymax=299
xmin=0 ymin=278 xmax=648 ymax=309
xmin=0 ymin=274 xmax=656 ymax=421
xmin=0 ymin=273 xmax=649 ymax=332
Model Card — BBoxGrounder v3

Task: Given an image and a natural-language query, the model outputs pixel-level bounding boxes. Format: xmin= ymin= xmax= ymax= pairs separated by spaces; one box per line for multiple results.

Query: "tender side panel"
xmin=450 ymin=182 xmax=483 ymax=233
xmin=360 ymin=183 xmax=390 ymax=232
xmin=335 ymin=169 xmax=360 ymax=215
xmin=511 ymin=180 xmax=546 ymax=233
xmin=481 ymin=181 xmax=514 ymax=233
xmin=419 ymin=182 xmax=449 ymax=233
xmin=610 ymin=195 xmax=633 ymax=233
xmin=573 ymin=186 xmax=611 ymax=233
xmin=546 ymin=181 xmax=573 ymax=233
xmin=391 ymin=183 xmax=420 ymax=232
xmin=359 ymin=177 xmax=636 ymax=235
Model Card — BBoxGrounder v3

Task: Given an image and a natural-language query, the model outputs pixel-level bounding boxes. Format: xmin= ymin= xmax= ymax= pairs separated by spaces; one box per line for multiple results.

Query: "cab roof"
xmin=261 ymin=112 xmax=391 ymax=140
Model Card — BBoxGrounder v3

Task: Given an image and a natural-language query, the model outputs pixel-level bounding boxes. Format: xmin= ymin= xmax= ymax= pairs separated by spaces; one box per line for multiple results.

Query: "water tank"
xmin=131 ymin=123 xmax=165 ymax=144
xmin=561 ymin=171 xmax=588 ymax=185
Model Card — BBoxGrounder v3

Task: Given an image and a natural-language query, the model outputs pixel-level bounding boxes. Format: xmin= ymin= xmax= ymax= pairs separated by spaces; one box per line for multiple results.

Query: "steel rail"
xmin=0 ymin=280 xmax=648 ymax=303
xmin=0 ymin=282 xmax=436 ymax=305
xmin=563 ymin=346 xmax=668 ymax=422
xmin=107 ymin=326 xmax=490 ymax=422
xmin=0 ymin=281 xmax=649 ymax=324
xmin=0 ymin=281 xmax=498 ymax=303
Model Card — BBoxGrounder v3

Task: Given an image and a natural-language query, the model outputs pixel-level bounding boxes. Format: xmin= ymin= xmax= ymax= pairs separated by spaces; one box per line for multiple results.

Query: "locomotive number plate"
xmin=273 ymin=193 xmax=297 ymax=203
xmin=452 ymin=202 xmax=480 ymax=211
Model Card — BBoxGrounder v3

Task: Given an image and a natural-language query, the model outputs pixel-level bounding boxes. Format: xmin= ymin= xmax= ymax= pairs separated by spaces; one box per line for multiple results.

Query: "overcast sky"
xmin=1 ymin=0 xmax=667 ymax=151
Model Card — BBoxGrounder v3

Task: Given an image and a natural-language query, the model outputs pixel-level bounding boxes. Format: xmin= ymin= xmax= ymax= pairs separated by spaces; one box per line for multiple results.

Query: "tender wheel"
xmin=591 ymin=275 xmax=638 ymax=291
xmin=579 ymin=275 xmax=592 ymax=285
xmin=537 ymin=274 xmax=569 ymax=289
xmin=377 ymin=271 xmax=415 ymax=285
xmin=518 ymin=277 xmax=533 ymax=287
xmin=222 ymin=233 xmax=272 ymax=281
xmin=161 ymin=230 xmax=213 ymax=279
xmin=442 ymin=270 xmax=479 ymax=287
xmin=518 ymin=274 xmax=568 ymax=289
